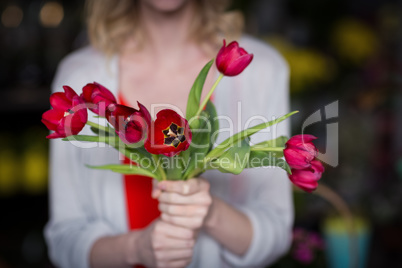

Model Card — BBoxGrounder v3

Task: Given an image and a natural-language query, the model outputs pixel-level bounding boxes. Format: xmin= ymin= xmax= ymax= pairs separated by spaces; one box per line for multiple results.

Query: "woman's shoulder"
xmin=52 ymin=46 xmax=116 ymax=93
xmin=240 ymin=35 xmax=289 ymax=75
xmin=57 ymin=46 xmax=108 ymax=73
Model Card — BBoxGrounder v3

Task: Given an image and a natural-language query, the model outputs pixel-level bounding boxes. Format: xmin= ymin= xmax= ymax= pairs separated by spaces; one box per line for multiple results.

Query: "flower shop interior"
xmin=1 ymin=0 xmax=401 ymax=267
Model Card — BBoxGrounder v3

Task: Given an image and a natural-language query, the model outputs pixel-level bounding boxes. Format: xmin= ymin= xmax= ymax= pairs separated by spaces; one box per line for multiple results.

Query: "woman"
xmin=45 ymin=0 xmax=293 ymax=267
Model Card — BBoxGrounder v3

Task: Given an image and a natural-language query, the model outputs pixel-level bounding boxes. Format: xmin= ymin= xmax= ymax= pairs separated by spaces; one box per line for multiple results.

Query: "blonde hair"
xmin=86 ymin=0 xmax=243 ymax=56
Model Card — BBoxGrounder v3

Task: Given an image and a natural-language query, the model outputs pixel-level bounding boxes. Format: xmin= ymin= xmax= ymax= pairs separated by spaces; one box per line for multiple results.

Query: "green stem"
xmin=153 ymin=154 xmax=167 ymax=181
xmin=311 ymin=184 xmax=358 ymax=268
xmin=251 ymin=147 xmax=285 ymax=152
xmin=186 ymin=167 xmax=203 ymax=180
xmin=205 ymin=111 xmax=298 ymax=161
xmin=195 ymin=73 xmax=224 ymax=117
xmin=86 ymin=121 xmax=114 ymax=135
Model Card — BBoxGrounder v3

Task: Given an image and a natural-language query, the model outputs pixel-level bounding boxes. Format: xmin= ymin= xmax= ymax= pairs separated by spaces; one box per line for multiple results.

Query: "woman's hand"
xmin=133 ymin=219 xmax=195 ymax=268
xmin=152 ymin=178 xmax=252 ymax=257
xmin=153 ymin=178 xmax=213 ymax=231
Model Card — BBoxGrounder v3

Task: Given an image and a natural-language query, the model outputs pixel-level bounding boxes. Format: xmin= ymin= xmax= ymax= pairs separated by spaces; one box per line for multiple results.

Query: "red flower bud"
xmin=144 ymin=109 xmax=192 ymax=157
xmin=81 ymin=82 xmax=117 ymax=116
xmin=289 ymin=160 xmax=324 ymax=193
xmin=106 ymin=102 xmax=151 ymax=144
xmin=216 ymin=40 xmax=253 ymax=76
xmin=284 ymin=134 xmax=318 ymax=169
xmin=42 ymin=86 xmax=88 ymax=139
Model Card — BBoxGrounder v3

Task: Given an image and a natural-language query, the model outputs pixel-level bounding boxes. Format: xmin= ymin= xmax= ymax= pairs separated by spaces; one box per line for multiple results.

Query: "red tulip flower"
xmin=42 ymin=86 xmax=88 ymax=139
xmin=216 ymin=40 xmax=254 ymax=76
xmin=145 ymin=109 xmax=192 ymax=157
xmin=289 ymin=159 xmax=324 ymax=193
xmin=106 ymin=102 xmax=151 ymax=144
xmin=81 ymin=82 xmax=117 ymax=116
xmin=284 ymin=134 xmax=318 ymax=169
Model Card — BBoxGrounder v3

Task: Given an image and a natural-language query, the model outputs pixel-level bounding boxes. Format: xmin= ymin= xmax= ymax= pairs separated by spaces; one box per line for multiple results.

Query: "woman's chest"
xmin=119 ymin=57 xmax=216 ymax=117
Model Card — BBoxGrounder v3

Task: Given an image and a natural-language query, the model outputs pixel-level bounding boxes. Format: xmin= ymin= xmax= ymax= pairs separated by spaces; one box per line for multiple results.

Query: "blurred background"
xmin=0 ymin=0 xmax=401 ymax=267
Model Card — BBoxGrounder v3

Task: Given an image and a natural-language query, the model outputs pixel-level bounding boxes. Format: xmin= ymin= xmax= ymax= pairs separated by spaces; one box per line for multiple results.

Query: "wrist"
xmin=204 ymin=196 xmax=221 ymax=231
xmin=125 ymin=230 xmax=141 ymax=265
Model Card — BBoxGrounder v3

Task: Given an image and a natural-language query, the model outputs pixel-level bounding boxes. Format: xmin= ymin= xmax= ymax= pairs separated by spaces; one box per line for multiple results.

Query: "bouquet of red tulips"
xmin=42 ymin=40 xmax=324 ymax=192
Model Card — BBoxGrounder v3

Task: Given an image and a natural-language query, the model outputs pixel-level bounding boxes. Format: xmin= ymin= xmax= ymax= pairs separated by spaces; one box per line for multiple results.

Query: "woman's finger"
xmin=154 ymin=221 xmax=194 ymax=239
xmin=158 ymin=203 xmax=208 ymax=217
xmin=161 ymin=213 xmax=204 ymax=229
xmin=157 ymin=258 xmax=193 ymax=268
xmin=158 ymin=191 xmax=212 ymax=205
xmin=152 ymin=235 xmax=194 ymax=250
xmin=152 ymin=179 xmax=162 ymax=198
xmin=157 ymin=178 xmax=209 ymax=196
xmin=154 ymin=248 xmax=193 ymax=262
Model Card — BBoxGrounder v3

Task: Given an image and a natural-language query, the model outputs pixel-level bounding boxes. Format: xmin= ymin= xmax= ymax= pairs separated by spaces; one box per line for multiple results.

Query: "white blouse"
xmin=44 ymin=35 xmax=294 ymax=268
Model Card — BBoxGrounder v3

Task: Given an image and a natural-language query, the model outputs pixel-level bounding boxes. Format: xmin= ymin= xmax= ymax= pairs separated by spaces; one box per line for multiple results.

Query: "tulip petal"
xmin=42 ymin=109 xmax=64 ymax=129
xmin=311 ymin=159 xmax=325 ymax=173
xmin=46 ymin=132 xmax=66 ymax=139
xmin=106 ymin=103 xmax=149 ymax=144
xmin=287 ymin=134 xmax=317 ymax=146
xmin=290 ymin=142 xmax=318 ymax=158
xmin=285 ymin=136 xmax=324 ymax=192
xmin=71 ymin=96 xmax=88 ymax=123
xmin=116 ymin=128 xmax=142 ymax=144
xmin=59 ymin=116 xmax=74 ymax=136
xmin=216 ymin=39 xmax=253 ymax=76
xmin=284 ymin=147 xmax=315 ymax=169
xmin=237 ymin=47 xmax=249 ymax=56
xmin=284 ymin=134 xmax=319 ymax=169
xmin=156 ymin=109 xmax=187 ymax=129
xmin=82 ymin=82 xmax=117 ymax=115
xmin=144 ymin=109 xmax=191 ymax=156
xmin=224 ymin=53 xmax=254 ymax=76
xmin=137 ymin=101 xmax=152 ymax=127
xmin=289 ymin=169 xmax=320 ymax=193
xmin=42 ymin=118 xmax=58 ymax=131
xmin=63 ymin=86 xmax=78 ymax=100
xmin=49 ymin=92 xmax=71 ymax=111
xmin=292 ymin=180 xmax=318 ymax=192
xmin=216 ymin=39 xmax=227 ymax=68
xmin=94 ymin=82 xmax=117 ymax=103
xmin=70 ymin=114 xmax=87 ymax=133
xmin=106 ymin=103 xmax=137 ymax=131
xmin=125 ymin=121 xmax=146 ymax=143
xmin=44 ymin=86 xmax=87 ymax=139
xmin=221 ymin=41 xmax=241 ymax=64
xmin=82 ymin=83 xmax=96 ymax=103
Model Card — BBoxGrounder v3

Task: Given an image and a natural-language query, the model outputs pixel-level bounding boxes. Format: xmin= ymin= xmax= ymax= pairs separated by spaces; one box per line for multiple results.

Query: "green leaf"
xmin=205 ymin=100 xmax=219 ymax=145
xmin=90 ymin=126 xmax=99 ymax=135
xmin=90 ymin=126 xmax=113 ymax=136
xmin=86 ymin=164 xmax=158 ymax=178
xmin=254 ymin=136 xmax=288 ymax=148
xmin=250 ymin=136 xmax=288 ymax=157
xmin=189 ymin=111 xmax=212 ymax=154
xmin=62 ymin=135 xmax=104 ymax=142
xmin=185 ymin=101 xmax=218 ymax=155
xmin=206 ymin=111 xmax=298 ymax=160
xmin=181 ymin=110 xmax=212 ymax=179
xmin=86 ymin=121 xmax=115 ymax=136
xmin=63 ymin=135 xmax=121 ymax=149
xmin=252 ymin=149 xmax=284 ymax=158
xmin=64 ymin=135 xmax=156 ymax=172
xmin=165 ymin=155 xmax=185 ymax=180
xmin=186 ymin=60 xmax=214 ymax=127
xmin=206 ymin=137 xmax=251 ymax=175
xmin=247 ymin=150 xmax=292 ymax=174
xmin=123 ymin=147 xmax=155 ymax=168
xmin=124 ymin=146 xmax=150 ymax=159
